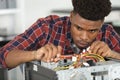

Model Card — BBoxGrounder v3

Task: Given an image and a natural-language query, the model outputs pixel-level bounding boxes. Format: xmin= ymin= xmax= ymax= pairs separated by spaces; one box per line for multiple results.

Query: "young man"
xmin=0 ymin=0 xmax=120 ymax=69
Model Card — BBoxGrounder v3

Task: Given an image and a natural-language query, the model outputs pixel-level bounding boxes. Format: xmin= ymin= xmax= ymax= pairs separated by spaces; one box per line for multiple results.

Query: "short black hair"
xmin=72 ymin=0 xmax=111 ymax=21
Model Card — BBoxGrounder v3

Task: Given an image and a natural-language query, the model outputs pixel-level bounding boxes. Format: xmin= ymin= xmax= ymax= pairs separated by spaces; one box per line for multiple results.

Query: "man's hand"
xmin=90 ymin=41 xmax=112 ymax=58
xmin=35 ymin=43 xmax=62 ymax=62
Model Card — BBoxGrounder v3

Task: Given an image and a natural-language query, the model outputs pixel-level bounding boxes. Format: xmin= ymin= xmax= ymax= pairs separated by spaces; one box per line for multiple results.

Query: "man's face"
xmin=70 ymin=13 xmax=104 ymax=49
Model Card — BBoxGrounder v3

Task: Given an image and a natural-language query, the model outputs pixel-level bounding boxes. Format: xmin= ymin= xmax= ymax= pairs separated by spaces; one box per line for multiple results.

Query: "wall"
xmin=22 ymin=0 xmax=120 ymax=30
xmin=0 ymin=0 xmax=120 ymax=34
xmin=23 ymin=0 xmax=72 ymax=29
xmin=105 ymin=0 xmax=120 ymax=26
xmin=111 ymin=0 xmax=120 ymax=7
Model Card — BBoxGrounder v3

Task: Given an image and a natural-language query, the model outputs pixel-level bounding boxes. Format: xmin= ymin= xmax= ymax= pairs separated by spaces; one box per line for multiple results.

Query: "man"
xmin=0 ymin=0 xmax=120 ymax=69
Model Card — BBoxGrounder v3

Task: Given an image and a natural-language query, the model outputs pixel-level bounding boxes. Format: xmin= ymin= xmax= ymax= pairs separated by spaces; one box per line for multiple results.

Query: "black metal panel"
xmin=25 ymin=62 xmax=58 ymax=80
xmin=0 ymin=67 xmax=8 ymax=80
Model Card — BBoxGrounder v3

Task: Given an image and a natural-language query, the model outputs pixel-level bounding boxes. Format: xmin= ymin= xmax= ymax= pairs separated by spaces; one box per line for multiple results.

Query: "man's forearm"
xmin=5 ymin=50 xmax=35 ymax=68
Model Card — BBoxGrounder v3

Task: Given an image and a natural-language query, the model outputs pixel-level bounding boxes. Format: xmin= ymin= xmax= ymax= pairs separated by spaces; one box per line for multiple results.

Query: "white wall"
xmin=23 ymin=0 xmax=120 ymax=30
xmin=105 ymin=0 xmax=120 ymax=25
xmin=1 ymin=0 xmax=120 ymax=34
xmin=111 ymin=0 xmax=120 ymax=7
xmin=23 ymin=0 xmax=72 ymax=29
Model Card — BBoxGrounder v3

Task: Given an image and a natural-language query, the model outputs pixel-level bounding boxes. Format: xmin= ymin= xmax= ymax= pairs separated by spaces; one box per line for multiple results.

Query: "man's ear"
xmin=70 ymin=11 xmax=73 ymax=22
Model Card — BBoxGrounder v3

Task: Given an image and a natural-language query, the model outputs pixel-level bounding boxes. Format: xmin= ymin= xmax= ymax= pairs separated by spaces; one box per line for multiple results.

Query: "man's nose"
xmin=80 ymin=31 xmax=89 ymax=40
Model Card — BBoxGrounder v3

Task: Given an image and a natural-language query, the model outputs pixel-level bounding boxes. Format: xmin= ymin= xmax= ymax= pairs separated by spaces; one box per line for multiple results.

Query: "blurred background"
xmin=0 ymin=0 xmax=120 ymax=36
xmin=0 ymin=0 xmax=120 ymax=80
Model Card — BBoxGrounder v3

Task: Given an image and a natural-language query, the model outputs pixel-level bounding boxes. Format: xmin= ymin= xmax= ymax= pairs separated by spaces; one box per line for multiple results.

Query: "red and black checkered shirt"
xmin=0 ymin=15 xmax=120 ymax=68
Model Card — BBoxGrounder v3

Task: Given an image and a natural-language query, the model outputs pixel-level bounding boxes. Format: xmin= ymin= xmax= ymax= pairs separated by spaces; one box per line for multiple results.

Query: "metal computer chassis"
xmin=25 ymin=60 xmax=120 ymax=80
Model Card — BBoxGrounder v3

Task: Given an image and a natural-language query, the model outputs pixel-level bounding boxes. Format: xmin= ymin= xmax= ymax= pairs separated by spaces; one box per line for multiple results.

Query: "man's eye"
xmin=76 ymin=26 xmax=82 ymax=30
xmin=89 ymin=30 xmax=97 ymax=33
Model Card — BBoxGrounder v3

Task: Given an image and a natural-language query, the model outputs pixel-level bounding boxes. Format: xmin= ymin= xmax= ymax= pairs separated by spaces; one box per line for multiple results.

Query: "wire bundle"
xmin=53 ymin=53 xmax=105 ymax=71
xmin=81 ymin=53 xmax=105 ymax=62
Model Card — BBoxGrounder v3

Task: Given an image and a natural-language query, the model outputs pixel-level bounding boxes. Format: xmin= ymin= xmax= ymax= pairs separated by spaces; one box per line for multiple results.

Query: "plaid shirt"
xmin=0 ymin=15 xmax=120 ymax=68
